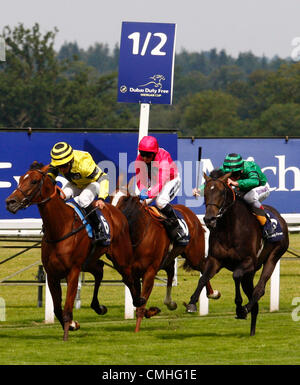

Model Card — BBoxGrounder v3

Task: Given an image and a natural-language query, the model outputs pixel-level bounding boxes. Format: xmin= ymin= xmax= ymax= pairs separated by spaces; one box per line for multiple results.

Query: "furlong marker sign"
xmin=117 ymin=21 xmax=176 ymax=105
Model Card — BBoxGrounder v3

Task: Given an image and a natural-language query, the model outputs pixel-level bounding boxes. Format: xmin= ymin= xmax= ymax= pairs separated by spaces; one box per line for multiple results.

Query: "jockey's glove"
xmin=139 ymin=188 xmax=149 ymax=201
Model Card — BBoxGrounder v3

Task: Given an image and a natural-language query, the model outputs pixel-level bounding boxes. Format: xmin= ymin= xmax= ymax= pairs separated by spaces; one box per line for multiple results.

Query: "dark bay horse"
xmin=185 ymin=170 xmax=289 ymax=336
xmin=112 ymin=186 xmax=221 ymax=332
xmin=5 ymin=162 xmax=144 ymax=340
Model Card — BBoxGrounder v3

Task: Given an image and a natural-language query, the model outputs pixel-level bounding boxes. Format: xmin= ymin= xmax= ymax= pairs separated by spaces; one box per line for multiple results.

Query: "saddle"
xmin=145 ymin=206 xmax=190 ymax=245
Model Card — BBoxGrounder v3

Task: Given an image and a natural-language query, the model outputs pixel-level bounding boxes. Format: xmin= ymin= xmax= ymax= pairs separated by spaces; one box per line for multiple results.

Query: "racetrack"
xmin=0 ymin=234 xmax=299 ymax=365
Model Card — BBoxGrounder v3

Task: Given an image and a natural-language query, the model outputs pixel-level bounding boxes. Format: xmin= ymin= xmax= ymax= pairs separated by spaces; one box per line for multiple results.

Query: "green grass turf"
xmin=0 ymin=234 xmax=299 ymax=365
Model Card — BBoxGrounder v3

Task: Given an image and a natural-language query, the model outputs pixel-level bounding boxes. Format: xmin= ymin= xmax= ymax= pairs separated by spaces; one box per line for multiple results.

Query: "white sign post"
xmin=45 ymin=274 xmax=54 ymax=323
xmin=270 ymin=260 xmax=280 ymax=312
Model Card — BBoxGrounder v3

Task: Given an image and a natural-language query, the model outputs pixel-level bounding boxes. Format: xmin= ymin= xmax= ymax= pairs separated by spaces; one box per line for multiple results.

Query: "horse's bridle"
xmin=16 ymin=170 xmax=63 ymax=209
xmin=204 ymin=178 xmax=236 ymax=219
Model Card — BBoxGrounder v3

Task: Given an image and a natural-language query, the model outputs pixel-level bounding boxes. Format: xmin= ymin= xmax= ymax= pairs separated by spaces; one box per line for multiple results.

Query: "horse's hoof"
xmin=183 ymin=302 xmax=197 ymax=313
xmin=91 ymin=302 xmax=108 ymax=315
xmin=99 ymin=305 xmax=107 ymax=315
xmin=165 ymin=301 xmax=177 ymax=311
xmin=207 ymin=290 xmax=221 ymax=300
xmin=69 ymin=320 xmax=80 ymax=331
xmin=145 ymin=307 xmax=161 ymax=318
xmin=235 ymin=307 xmax=248 ymax=319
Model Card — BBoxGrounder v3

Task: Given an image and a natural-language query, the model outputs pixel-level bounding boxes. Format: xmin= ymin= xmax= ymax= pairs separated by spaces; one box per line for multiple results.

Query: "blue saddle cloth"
xmin=67 ymin=202 xmax=111 ymax=242
xmin=264 ymin=208 xmax=284 ymax=243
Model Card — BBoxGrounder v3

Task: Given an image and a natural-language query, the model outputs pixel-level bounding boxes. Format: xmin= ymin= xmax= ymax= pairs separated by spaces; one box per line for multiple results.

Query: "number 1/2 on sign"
xmin=128 ymin=32 xmax=167 ymax=56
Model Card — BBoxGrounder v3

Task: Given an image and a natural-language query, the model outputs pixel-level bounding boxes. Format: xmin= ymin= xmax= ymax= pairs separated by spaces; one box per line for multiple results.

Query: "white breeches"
xmin=63 ymin=181 xmax=100 ymax=208
xmin=148 ymin=176 xmax=181 ymax=209
xmin=243 ymin=183 xmax=270 ymax=209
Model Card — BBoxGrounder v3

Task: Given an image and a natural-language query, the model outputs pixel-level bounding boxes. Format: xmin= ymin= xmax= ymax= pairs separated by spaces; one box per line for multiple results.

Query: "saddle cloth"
xmin=67 ymin=202 xmax=111 ymax=241
xmin=264 ymin=208 xmax=284 ymax=243
xmin=147 ymin=206 xmax=190 ymax=243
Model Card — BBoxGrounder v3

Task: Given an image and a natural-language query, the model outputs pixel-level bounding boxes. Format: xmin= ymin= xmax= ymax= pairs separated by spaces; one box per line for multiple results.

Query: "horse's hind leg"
xmin=84 ymin=259 xmax=107 ymax=315
xmin=246 ymin=250 xmax=281 ymax=314
xmin=163 ymin=262 xmax=177 ymax=310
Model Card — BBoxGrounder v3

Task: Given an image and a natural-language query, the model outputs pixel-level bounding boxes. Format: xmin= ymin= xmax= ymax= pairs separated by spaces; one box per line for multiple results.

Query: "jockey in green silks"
xmin=193 ymin=153 xmax=275 ymax=239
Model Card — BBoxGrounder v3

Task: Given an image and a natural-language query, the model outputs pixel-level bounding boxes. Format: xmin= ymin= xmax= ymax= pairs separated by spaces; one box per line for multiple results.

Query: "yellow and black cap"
xmin=50 ymin=142 xmax=74 ymax=167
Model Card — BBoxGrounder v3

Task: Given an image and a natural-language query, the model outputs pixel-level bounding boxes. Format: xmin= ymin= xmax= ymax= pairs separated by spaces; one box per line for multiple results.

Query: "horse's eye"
xmin=31 ymin=180 xmax=38 ymax=185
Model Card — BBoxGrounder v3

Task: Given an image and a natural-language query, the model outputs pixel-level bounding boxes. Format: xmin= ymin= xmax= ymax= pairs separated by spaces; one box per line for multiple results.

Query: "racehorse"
xmin=5 ymin=162 xmax=144 ymax=341
xmin=112 ymin=181 xmax=221 ymax=332
xmin=184 ymin=170 xmax=289 ymax=336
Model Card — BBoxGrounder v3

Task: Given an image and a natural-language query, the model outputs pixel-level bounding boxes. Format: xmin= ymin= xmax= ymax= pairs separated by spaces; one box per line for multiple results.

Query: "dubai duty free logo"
xmin=119 ymin=74 xmax=169 ymax=98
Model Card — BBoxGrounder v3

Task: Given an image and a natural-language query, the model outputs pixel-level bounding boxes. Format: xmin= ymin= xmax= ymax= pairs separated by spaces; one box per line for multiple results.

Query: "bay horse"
xmin=5 ymin=162 xmax=144 ymax=341
xmin=112 ymin=183 xmax=221 ymax=333
xmin=184 ymin=170 xmax=289 ymax=336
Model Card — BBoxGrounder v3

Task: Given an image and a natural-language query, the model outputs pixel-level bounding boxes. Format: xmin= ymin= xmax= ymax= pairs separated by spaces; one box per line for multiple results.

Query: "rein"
xmin=16 ymin=170 xmax=66 ymax=209
xmin=205 ymin=178 xmax=236 ymax=219
xmin=18 ymin=169 xmax=88 ymax=244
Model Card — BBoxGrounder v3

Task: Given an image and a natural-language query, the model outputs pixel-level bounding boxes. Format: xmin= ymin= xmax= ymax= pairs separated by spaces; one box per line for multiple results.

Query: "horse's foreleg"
xmin=241 ymin=272 xmax=257 ymax=336
xmin=135 ymin=270 xmax=158 ymax=332
xmin=63 ymin=267 xmax=81 ymax=341
xmin=163 ymin=262 xmax=177 ymax=310
xmin=233 ymin=269 xmax=246 ymax=319
xmin=84 ymin=259 xmax=107 ymax=315
xmin=246 ymin=253 xmax=281 ymax=314
xmin=121 ymin=266 xmax=144 ymax=308
xmin=185 ymin=257 xmax=220 ymax=313
xmin=46 ymin=273 xmax=64 ymax=329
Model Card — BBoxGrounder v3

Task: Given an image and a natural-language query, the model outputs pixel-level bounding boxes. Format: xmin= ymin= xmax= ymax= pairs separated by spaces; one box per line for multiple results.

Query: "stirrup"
xmin=93 ymin=229 xmax=110 ymax=246
xmin=173 ymin=227 xmax=189 ymax=246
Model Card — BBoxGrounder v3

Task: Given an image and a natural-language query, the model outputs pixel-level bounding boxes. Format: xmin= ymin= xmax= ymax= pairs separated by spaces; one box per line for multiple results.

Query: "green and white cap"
xmin=222 ymin=153 xmax=244 ymax=172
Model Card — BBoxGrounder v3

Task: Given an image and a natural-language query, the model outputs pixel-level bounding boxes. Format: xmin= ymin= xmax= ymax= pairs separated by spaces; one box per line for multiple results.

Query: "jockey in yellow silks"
xmin=48 ymin=142 xmax=109 ymax=243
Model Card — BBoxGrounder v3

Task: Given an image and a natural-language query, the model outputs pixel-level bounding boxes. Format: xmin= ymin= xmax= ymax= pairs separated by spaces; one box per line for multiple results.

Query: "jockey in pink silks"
xmin=135 ymin=135 xmax=186 ymax=245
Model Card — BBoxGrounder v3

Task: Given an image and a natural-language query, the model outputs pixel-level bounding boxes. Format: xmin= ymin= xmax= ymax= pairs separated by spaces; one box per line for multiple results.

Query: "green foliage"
xmin=0 ymin=24 xmax=135 ymax=129
xmin=0 ymin=23 xmax=299 ymax=136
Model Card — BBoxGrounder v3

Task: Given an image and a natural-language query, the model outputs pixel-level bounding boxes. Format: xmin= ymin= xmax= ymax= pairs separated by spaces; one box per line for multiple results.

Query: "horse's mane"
xmin=209 ymin=168 xmax=225 ymax=179
xmin=30 ymin=161 xmax=45 ymax=170
xmin=209 ymin=168 xmax=245 ymax=203
xmin=119 ymin=196 xmax=144 ymax=244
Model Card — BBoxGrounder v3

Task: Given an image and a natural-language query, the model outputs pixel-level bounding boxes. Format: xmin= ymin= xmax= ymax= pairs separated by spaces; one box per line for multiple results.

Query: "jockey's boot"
xmin=252 ymin=206 xmax=275 ymax=239
xmin=85 ymin=204 xmax=110 ymax=245
xmin=160 ymin=204 xmax=187 ymax=245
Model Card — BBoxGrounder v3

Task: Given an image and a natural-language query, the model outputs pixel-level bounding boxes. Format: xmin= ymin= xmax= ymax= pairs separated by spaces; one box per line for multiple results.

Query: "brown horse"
xmin=5 ymin=162 xmax=144 ymax=340
xmin=112 ymin=185 xmax=221 ymax=332
xmin=184 ymin=170 xmax=289 ymax=336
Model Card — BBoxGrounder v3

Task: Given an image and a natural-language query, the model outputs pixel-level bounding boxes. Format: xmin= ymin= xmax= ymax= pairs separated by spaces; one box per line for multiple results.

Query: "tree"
xmin=253 ymin=103 xmax=300 ymax=136
xmin=0 ymin=24 xmax=136 ymax=129
xmin=0 ymin=23 xmax=63 ymax=127
xmin=177 ymin=90 xmax=243 ymax=136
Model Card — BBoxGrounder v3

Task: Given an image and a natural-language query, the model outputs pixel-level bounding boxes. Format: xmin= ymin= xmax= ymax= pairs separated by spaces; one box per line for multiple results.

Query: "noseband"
xmin=16 ymin=170 xmax=62 ymax=208
xmin=205 ymin=178 xmax=236 ymax=219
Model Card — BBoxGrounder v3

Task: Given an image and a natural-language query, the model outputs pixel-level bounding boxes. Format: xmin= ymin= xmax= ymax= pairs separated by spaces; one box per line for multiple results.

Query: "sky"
xmin=1 ymin=0 xmax=300 ymax=59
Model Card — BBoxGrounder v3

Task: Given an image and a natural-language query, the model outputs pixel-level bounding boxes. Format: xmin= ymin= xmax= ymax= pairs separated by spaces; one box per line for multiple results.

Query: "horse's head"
xmin=203 ymin=170 xmax=234 ymax=229
xmin=6 ymin=161 xmax=52 ymax=214
xmin=110 ymin=175 xmax=136 ymax=207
